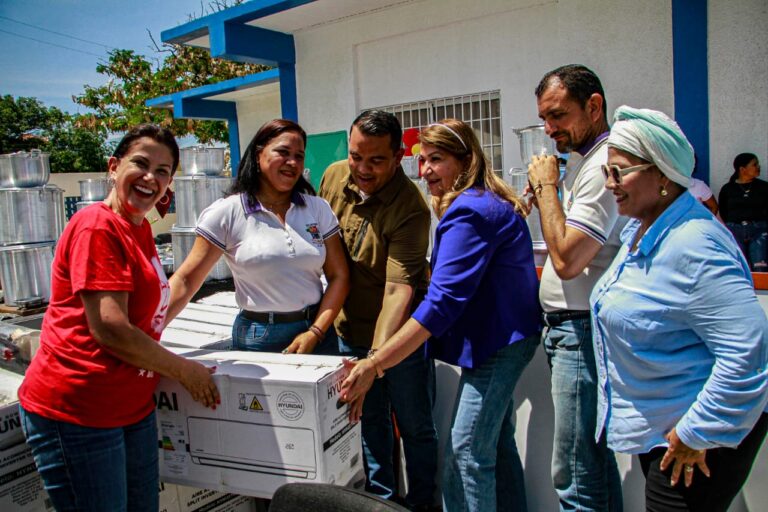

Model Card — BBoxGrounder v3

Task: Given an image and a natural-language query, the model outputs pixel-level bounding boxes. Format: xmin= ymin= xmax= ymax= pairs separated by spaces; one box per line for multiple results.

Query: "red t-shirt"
xmin=19 ymin=203 xmax=170 ymax=427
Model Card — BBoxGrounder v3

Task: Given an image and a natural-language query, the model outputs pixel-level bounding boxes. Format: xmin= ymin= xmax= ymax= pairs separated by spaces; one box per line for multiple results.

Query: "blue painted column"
xmin=672 ymin=0 xmax=709 ymax=182
xmin=227 ymin=114 xmax=241 ymax=175
xmin=279 ymin=63 xmax=298 ymax=122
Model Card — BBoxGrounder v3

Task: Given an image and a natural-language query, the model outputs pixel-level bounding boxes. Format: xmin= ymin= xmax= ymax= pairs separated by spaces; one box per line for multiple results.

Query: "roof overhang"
xmin=161 ymin=0 xmax=416 ymax=62
xmin=146 ymin=68 xmax=280 ymax=119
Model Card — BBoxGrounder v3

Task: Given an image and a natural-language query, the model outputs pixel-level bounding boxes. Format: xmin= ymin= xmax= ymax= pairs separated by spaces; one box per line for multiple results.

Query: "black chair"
xmin=269 ymin=483 xmax=411 ymax=512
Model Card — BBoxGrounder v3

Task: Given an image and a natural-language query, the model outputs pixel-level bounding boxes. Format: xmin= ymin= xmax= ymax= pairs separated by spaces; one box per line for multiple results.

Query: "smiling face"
xmin=537 ymin=82 xmax=602 ymax=153
xmin=419 ymin=143 xmax=464 ymax=198
xmin=256 ymin=130 xmax=306 ymax=198
xmin=348 ymin=126 xmax=404 ymax=196
xmin=107 ymin=137 xmax=174 ymax=225
xmin=605 ymin=147 xmax=670 ymax=226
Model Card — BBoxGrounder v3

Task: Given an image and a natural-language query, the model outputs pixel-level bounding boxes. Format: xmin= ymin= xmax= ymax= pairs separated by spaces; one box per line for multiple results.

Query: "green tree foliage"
xmin=74 ymin=1 xmax=267 ymax=144
xmin=46 ymin=125 xmax=110 ymax=173
xmin=0 ymin=95 xmax=67 ymax=153
xmin=0 ymin=95 xmax=109 ymax=173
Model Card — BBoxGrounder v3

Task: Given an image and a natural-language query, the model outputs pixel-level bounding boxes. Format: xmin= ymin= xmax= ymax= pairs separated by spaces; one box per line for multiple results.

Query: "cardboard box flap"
xmin=168 ymin=348 xmax=346 ymax=383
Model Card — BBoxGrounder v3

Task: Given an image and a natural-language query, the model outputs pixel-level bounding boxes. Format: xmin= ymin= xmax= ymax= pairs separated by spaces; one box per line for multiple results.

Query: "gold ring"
xmin=684 ymin=465 xmax=694 ymax=473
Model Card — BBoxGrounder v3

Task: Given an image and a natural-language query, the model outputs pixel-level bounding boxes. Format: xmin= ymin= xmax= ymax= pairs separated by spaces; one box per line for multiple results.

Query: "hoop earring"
xmin=158 ymin=194 xmax=170 ymax=206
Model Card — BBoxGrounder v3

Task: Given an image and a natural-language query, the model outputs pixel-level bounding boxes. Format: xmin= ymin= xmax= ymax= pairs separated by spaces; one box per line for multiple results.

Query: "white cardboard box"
xmin=0 ymin=369 xmax=51 ymax=512
xmin=158 ymin=482 xmax=259 ymax=512
xmin=155 ymin=350 xmax=364 ymax=499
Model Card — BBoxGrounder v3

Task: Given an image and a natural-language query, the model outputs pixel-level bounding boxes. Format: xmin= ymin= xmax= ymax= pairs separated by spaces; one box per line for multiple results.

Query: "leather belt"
xmin=543 ymin=310 xmax=590 ymax=327
xmin=241 ymin=304 xmax=318 ymax=323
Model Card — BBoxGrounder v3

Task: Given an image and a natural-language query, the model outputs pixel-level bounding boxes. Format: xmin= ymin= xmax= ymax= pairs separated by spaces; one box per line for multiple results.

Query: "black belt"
xmin=543 ymin=310 xmax=590 ymax=327
xmin=241 ymin=304 xmax=318 ymax=323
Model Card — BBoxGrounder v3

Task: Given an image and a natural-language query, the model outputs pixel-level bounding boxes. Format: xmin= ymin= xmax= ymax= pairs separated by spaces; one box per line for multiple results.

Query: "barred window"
xmin=376 ymin=91 xmax=503 ymax=171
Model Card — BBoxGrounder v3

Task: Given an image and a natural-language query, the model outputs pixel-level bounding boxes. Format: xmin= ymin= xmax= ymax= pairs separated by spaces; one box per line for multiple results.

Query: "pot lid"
xmin=0 ymin=241 xmax=56 ymax=252
xmin=512 ymin=124 xmax=546 ymax=134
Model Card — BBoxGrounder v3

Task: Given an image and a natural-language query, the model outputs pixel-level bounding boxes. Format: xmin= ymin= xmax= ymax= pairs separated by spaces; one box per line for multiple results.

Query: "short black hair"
xmin=535 ymin=64 xmax=607 ymax=120
xmin=112 ymin=124 xmax=180 ymax=174
xmin=350 ymin=110 xmax=402 ymax=154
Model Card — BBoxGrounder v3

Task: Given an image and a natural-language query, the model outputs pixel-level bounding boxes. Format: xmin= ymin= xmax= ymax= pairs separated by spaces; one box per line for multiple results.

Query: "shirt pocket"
xmin=349 ymin=218 xmax=370 ymax=261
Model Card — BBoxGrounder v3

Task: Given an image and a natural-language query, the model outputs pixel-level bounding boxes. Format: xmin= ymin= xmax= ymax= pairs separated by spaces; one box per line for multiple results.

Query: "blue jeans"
xmin=335 ymin=335 xmax=438 ymax=507
xmin=725 ymin=221 xmax=768 ymax=272
xmin=232 ymin=308 xmax=338 ymax=354
xmin=19 ymin=406 xmax=159 ymax=512
xmin=543 ymin=317 xmax=622 ymax=512
xmin=442 ymin=335 xmax=539 ymax=512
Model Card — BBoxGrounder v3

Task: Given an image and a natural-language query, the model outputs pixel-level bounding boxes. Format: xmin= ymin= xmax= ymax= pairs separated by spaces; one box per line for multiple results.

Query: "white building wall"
xmin=233 ymin=84 xmax=282 ymax=154
xmin=291 ymin=0 xmax=673 ymax=172
xmin=708 ymin=0 xmax=768 ymax=198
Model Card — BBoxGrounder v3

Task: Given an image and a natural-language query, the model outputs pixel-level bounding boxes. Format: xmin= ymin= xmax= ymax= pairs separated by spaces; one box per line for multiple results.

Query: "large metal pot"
xmin=513 ymin=125 xmax=557 ymax=166
xmin=0 ymin=186 xmax=65 ymax=245
xmin=401 ymin=156 xmax=420 ymax=179
xmin=170 ymin=226 xmax=231 ymax=281
xmin=76 ymin=200 xmax=101 ymax=211
xmin=0 ymin=149 xmax=51 ymax=188
xmin=179 ymin=146 xmax=226 ymax=175
xmin=0 ymin=242 xmax=54 ymax=306
xmin=79 ymin=178 xmax=110 ymax=201
xmin=504 ymin=167 xmax=544 ymax=244
xmin=173 ymin=175 xmax=233 ymax=227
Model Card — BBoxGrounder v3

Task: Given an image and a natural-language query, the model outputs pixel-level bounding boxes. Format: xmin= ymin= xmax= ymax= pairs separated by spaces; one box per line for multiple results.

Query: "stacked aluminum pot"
xmin=76 ymin=177 xmax=111 ymax=210
xmin=171 ymin=147 xmax=233 ymax=281
xmin=0 ymin=150 xmax=62 ymax=307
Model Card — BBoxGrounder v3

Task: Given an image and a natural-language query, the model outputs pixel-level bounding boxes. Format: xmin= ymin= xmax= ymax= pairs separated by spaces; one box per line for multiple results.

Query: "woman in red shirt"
xmin=18 ymin=125 xmax=219 ymax=512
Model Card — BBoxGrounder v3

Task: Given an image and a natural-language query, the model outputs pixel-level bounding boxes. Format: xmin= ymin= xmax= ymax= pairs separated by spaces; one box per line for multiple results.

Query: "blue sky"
xmin=0 ymin=0 xmax=210 ymax=114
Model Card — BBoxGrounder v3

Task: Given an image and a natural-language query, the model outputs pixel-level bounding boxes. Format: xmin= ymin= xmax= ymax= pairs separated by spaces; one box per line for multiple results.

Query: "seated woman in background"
xmin=718 ymin=152 xmax=767 ymax=271
xmin=167 ymin=119 xmax=349 ymax=354
xmin=341 ymin=119 xmax=541 ymax=512
xmin=591 ymin=106 xmax=768 ymax=512
xmin=18 ymin=125 xmax=219 ymax=512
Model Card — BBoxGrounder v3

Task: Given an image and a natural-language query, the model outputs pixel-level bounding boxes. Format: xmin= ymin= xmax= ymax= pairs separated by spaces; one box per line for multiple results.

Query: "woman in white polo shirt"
xmin=167 ymin=119 xmax=349 ymax=354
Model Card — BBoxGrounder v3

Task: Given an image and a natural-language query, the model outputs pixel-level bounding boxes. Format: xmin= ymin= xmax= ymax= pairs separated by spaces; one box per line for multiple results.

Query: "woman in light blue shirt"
xmin=590 ymin=106 xmax=768 ymax=512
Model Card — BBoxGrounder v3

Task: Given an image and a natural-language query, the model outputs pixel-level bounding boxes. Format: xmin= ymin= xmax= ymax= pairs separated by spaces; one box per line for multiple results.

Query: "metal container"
xmin=79 ymin=178 xmax=110 ymax=201
xmin=0 ymin=242 xmax=54 ymax=306
xmin=505 ymin=167 xmax=544 ymax=244
xmin=0 ymin=149 xmax=51 ymax=188
xmin=156 ymin=242 xmax=174 ymax=275
xmin=179 ymin=145 xmax=226 ymax=176
xmin=401 ymin=156 xmax=420 ymax=179
xmin=171 ymin=226 xmax=231 ymax=281
xmin=76 ymin=200 xmax=101 ymax=211
xmin=173 ymin=175 xmax=233 ymax=227
xmin=513 ymin=125 xmax=557 ymax=166
xmin=0 ymin=186 xmax=65 ymax=245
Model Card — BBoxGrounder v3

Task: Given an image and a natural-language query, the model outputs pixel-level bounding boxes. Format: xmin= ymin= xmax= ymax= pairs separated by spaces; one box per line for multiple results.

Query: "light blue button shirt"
xmin=590 ymin=191 xmax=768 ymax=454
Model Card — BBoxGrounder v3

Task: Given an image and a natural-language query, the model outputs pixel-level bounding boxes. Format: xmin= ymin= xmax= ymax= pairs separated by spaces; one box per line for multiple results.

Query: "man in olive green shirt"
xmin=319 ymin=110 xmax=438 ymax=510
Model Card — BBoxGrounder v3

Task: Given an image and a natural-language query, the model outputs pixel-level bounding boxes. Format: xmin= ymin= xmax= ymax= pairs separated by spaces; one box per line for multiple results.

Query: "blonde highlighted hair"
xmin=419 ymin=119 xmax=526 ymax=218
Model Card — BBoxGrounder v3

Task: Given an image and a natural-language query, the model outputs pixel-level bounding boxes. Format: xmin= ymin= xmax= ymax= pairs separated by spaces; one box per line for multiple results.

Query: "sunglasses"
xmin=601 ymin=163 xmax=655 ymax=184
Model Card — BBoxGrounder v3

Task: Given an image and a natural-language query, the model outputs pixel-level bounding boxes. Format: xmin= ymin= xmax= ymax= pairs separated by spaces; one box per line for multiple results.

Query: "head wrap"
xmin=607 ymin=106 xmax=694 ymax=188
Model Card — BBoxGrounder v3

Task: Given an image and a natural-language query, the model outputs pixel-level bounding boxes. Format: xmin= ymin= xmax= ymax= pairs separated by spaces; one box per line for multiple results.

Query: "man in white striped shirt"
xmin=527 ymin=64 xmax=625 ymax=512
